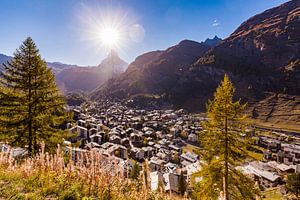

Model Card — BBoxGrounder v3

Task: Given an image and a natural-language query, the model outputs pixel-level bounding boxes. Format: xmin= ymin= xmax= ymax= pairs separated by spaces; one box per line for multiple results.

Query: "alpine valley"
xmin=90 ymin=0 xmax=300 ymax=130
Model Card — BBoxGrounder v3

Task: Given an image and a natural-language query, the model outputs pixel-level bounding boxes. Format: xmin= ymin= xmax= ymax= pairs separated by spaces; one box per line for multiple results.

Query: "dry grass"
xmin=182 ymin=144 xmax=200 ymax=153
xmin=261 ymin=188 xmax=283 ymax=200
xmin=0 ymin=144 xmax=185 ymax=200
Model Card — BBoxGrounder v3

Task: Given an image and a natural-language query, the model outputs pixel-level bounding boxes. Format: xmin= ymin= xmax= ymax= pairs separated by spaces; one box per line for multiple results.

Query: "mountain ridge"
xmin=56 ymin=51 xmax=128 ymax=92
xmin=0 ymin=51 xmax=128 ymax=93
xmin=90 ymin=38 xmax=217 ymax=101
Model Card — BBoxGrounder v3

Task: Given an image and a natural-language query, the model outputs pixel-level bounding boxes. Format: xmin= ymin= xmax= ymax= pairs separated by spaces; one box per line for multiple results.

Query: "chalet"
xmin=168 ymin=144 xmax=182 ymax=153
xmin=100 ymin=142 xmax=114 ymax=150
xmin=258 ymin=137 xmax=281 ymax=152
xmin=142 ymin=127 xmax=154 ymax=133
xmin=90 ymin=134 xmax=102 ymax=144
xmin=157 ymin=151 xmax=170 ymax=162
xmin=263 ymin=150 xmax=272 ymax=161
xmin=276 ymin=163 xmax=295 ymax=174
xmin=70 ymin=147 xmax=88 ymax=163
xmin=153 ymin=144 xmax=162 ymax=153
xmin=130 ymin=132 xmax=143 ymax=147
xmin=282 ymin=143 xmax=300 ymax=164
xmin=165 ymin=134 xmax=173 ymax=140
xmin=158 ymin=139 xmax=170 ymax=147
xmin=148 ymin=141 xmax=155 ymax=146
xmin=145 ymin=131 xmax=155 ymax=138
xmin=164 ymin=162 xmax=179 ymax=173
xmin=121 ymin=138 xmax=130 ymax=148
xmin=149 ymin=157 xmax=166 ymax=171
xmin=163 ymin=172 xmax=180 ymax=193
xmin=130 ymin=147 xmax=144 ymax=161
xmin=150 ymin=171 xmax=164 ymax=191
xmin=240 ymin=162 xmax=282 ymax=188
xmin=89 ymin=122 xmax=98 ymax=130
xmin=70 ymin=125 xmax=88 ymax=139
xmin=277 ymin=150 xmax=294 ymax=165
xmin=266 ymin=161 xmax=295 ymax=175
xmin=109 ymin=135 xmax=121 ymax=144
xmin=78 ymin=119 xmax=90 ymax=127
xmin=188 ymin=133 xmax=198 ymax=142
xmin=154 ymin=131 xmax=161 ymax=139
xmin=181 ymin=152 xmax=198 ymax=163
xmin=125 ymin=128 xmax=134 ymax=135
xmin=169 ymin=127 xmax=177 ymax=136
xmin=89 ymin=128 xmax=98 ymax=135
xmin=142 ymin=146 xmax=154 ymax=159
xmin=85 ymin=142 xmax=101 ymax=150
xmin=107 ymin=144 xmax=128 ymax=159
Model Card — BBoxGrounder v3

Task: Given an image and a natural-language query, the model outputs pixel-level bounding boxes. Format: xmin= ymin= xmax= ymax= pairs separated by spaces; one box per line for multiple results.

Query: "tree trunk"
xmin=28 ymin=116 xmax=32 ymax=156
xmin=224 ymin=116 xmax=229 ymax=200
xmin=28 ymin=78 xmax=33 ymax=156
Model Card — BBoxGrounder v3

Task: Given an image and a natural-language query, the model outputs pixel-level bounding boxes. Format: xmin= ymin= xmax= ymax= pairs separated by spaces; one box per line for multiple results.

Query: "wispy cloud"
xmin=212 ymin=19 xmax=220 ymax=27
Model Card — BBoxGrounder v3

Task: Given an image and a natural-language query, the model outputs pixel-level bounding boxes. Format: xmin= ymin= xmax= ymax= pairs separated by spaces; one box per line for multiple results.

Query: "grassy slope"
xmin=0 ymin=149 xmax=184 ymax=200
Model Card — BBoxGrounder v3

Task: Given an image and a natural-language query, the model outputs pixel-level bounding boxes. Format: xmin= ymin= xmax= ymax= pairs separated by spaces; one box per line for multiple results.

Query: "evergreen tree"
xmin=0 ymin=37 xmax=68 ymax=155
xmin=194 ymin=75 xmax=259 ymax=200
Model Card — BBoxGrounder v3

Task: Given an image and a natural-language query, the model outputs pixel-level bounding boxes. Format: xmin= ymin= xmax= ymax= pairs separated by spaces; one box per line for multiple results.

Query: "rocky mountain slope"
xmin=0 ymin=54 xmax=11 ymax=64
xmin=193 ymin=0 xmax=300 ymax=127
xmin=248 ymin=93 xmax=300 ymax=130
xmin=56 ymin=50 xmax=127 ymax=92
xmin=202 ymin=36 xmax=222 ymax=47
xmin=90 ymin=39 xmax=214 ymax=103
xmin=91 ymin=0 xmax=300 ymax=128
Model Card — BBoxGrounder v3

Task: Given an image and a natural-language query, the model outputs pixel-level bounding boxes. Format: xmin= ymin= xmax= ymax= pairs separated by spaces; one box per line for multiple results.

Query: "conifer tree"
xmin=0 ymin=37 xmax=68 ymax=155
xmin=194 ymin=75 xmax=259 ymax=200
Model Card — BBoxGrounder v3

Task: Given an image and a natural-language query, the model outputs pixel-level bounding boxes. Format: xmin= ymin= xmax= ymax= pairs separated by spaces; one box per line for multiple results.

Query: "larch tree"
xmin=194 ymin=75 xmax=259 ymax=200
xmin=0 ymin=37 xmax=69 ymax=155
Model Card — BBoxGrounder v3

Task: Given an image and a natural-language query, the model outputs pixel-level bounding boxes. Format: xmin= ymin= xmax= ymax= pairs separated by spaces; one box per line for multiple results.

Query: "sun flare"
xmin=100 ymin=27 xmax=120 ymax=48
xmin=79 ymin=4 xmax=145 ymax=55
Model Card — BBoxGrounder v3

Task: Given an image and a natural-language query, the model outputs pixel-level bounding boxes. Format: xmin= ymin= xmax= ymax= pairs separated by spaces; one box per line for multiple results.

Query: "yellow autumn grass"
xmin=0 ymin=144 xmax=185 ymax=200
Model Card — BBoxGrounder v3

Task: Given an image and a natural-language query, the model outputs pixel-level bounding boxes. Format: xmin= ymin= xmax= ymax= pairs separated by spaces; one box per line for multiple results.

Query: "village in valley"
xmin=66 ymin=100 xmax=202 ymax=194
xmin=5 ymin=98 xmax=294 ymax=196
xmin=0 ymin=1 xmax=300 ymax=199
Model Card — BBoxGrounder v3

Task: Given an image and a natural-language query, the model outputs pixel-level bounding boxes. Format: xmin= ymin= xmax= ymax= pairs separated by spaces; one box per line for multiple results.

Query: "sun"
xmin=79 ymin=5 xmax=145 ymax=54
xmin=100 ymin=27 xmax=120 ymax=49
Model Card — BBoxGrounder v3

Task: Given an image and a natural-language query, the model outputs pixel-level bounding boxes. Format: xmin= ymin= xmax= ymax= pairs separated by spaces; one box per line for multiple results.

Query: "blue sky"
xmin=0 ymin=0 xmax=289 ymax=66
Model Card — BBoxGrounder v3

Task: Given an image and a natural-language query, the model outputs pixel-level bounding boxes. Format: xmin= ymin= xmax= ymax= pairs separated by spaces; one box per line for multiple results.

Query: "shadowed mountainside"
xmin=90 ymin=39 xmax=216 ymax=102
